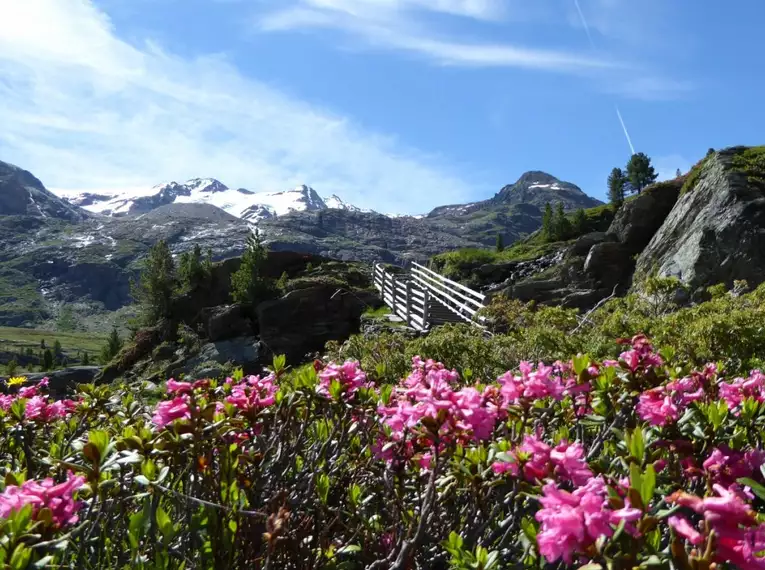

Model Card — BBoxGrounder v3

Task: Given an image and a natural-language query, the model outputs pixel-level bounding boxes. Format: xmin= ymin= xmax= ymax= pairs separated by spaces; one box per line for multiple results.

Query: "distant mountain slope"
xmin=0 ymin=159 xmax=605 ymax=327
xmin=428 ymin=171 xmax=602 ymax=218
xmin=0 ymin=160 xmax=87 ymax=221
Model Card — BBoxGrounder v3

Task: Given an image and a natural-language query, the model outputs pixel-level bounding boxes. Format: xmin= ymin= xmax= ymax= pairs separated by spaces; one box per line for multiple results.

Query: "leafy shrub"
xmin=4 ymin=335 xmax=765 ymax=568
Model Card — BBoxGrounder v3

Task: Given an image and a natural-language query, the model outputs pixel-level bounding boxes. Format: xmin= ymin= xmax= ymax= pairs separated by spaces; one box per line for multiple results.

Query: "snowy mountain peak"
xmin=52 ymin=178 xmax=366 ymax=223
xmin=185 ymin=178 xmax=228 ymax=194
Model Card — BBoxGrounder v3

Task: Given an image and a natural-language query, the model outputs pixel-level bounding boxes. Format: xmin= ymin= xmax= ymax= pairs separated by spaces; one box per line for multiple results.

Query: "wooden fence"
xmin=373 ymin=262 xmax=486 ymax=331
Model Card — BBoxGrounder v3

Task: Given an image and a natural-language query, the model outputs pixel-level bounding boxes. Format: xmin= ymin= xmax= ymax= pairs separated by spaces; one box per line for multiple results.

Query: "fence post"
xmin=405 ymin=281 xmax=411 ymax=326
xmin=390 ymin=274 xmax=397 ymax=314
xmin=422 ymin=289 xmax=429 ymax=330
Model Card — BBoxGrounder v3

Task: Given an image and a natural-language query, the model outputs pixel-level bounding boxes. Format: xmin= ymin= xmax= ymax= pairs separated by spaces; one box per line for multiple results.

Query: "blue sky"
xmin=1 ymin=0 xmax=764 ymax=214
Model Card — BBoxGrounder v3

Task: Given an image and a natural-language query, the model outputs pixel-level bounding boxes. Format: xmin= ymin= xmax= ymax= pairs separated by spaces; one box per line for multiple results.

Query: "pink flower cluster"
xmin=703 ymin=445 xmax=765 ymax=488
xmin=152 ymin=397 xmax=192 ymax=428
xmin=226 ymin=374 xmax=278 ymax=412
xmin=25 ymin=396 xmax=77 ymax=422
xmin=616 ymin=334 xmax=664 ymax=373
xmin=0 ymin=473 xmax=85 ymax=528
xmin=720 ymin=370 xmax=765 ymax=412
xmin=492 ymin=435 xmax=592 ymax=486
xmin=317 ymin=361 xmax=371 ymax=401
xmin=536 ymin=477 xmax=641 ymax=564
xmin=0 ymin=378 xmax=77 ymax=422
xmin=668 ymin=485 xmax=765 ymax=568
xmin=377 ymin=357 xmax=500 ymax=448
xmin=636 ymin=365 xmax=716 ymax=426
xmin=498 ymin=362 xmax=565 ymax=406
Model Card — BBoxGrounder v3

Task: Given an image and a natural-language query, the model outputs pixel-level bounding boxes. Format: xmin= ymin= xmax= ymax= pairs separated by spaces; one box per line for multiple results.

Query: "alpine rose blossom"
xmin=0 ymin=473 xmax=85 ymax=527
xmin=668 ymin=485 xmax=765 ymax=568
xmin=152 ymin=396 xmax=192 ymax=428
xmin=226 ymin=374 xmax=278 ymax=412
xmin=493 ymin=436 xmax=592 ymax=486
xmin=317 ymin=361 xmax=370 ymax=400
xmin=536 ymin=477 xmax=641 ymax=564
xmin=719 ymin=370 xmax=765 ymax=412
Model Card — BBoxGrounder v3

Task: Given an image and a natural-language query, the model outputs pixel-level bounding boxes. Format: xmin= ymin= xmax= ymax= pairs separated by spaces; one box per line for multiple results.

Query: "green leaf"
xmin=627 ymin=428 xmax=645 ymax=462
xmin=573 ymin=354 xmax=590 ymax=376
xmin=316 ymin=473 xmax=330 ymax=505
xmin=738 ymin=477 xmax=765 ymax=501
xmin=630 ymin=462 xmax=643 ymax=495
xmin=9 ymin=544 xmax=31 ymax=570
xmin=272 ymin=354 xmax=287 ymax=374
xmin=641 ymin=464 xmax=656 ymax=507
xmin=336 ymin=545 xmax=361 ymax=554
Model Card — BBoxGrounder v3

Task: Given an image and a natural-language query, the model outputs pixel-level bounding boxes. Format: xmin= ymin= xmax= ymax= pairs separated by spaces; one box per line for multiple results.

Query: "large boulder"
xmin=8 ymin=367 xmax=103 ymax=397
xmin=583 ymin=242 xmax=634 ymax=289
xmin=636 ymin=147 xmax=765 ymax=292
xmin=198 ymin=304 xmax=253 ymax=341
xmin=183 ymin=336 xmax=264 ymax=374
xmin=607 ymin=179 xmax=682 ymax=254
xmin=257 ymin=284 xmax=371 ymax=363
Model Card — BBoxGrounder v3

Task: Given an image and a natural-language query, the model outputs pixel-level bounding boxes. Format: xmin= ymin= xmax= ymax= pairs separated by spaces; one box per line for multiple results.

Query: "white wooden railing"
xmin=373 ymin=262 xmax=486 ymax=331
xmin=410 ymin=262 xmax=486 ymax=325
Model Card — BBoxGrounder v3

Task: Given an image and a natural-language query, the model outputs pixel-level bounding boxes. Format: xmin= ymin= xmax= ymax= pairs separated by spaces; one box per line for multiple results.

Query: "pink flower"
xmin=22 ymin=396 xmax=75 ymax=422
xmin=703 ymin=446 xmax=765 ymax=487
xmin=667 ymin=485 xmax=765 ymax=568
xmin=719 ymin=371 xmax=765 ymax=412
xmin=152 ymin=396 xmax=191 ymax=428
xmin=166 ymin=379 xmax=193 ymax=394
xmin=498 ymin=362 xmax=565 ymax=407
xmin=0 ymin=394 xmax=13 ymax=411
xmin=668 ymin=516 xmax=704 ymax=545
xmin=550 ymin=441 xmax=593 ymax=486
xmin=226 ymin=374 xmax=278 ymax=412
xmin=618 ymin=334 xmax=664 ymax=373
xmin=317 ymin=361 xmax=370 ymax=401
xmin=636 ymin=387 xmax=679 ymax=426
xmin=493 ymin=436 xmax=592 ymax=486
xmin=536 ymin=477 xmax=636 ymax=564
xmin=0 ymin=473 xmax=85 ymax=528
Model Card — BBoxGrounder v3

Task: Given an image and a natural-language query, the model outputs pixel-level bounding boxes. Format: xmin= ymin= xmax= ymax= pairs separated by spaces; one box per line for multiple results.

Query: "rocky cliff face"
xmin=486 ymin=146 xmax=765 ymax=310
xmin=636 ymin=147 xmax=765 ymax=294
xmin=0 ymin=160 xmax=87 ymax=222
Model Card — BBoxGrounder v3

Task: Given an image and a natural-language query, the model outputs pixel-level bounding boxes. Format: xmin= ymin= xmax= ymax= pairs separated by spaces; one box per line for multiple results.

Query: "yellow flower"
xmin=6 ymin=376 xmax=26 ymax=387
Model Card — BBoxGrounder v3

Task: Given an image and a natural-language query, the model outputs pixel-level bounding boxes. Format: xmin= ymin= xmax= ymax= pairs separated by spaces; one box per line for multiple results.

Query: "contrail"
xmin=615 ymin=105 xmax=636 ymax=155
xmin=572 ymin=0 xmax=636 ymax=156
xmin=573 ymin=0 xmax=596 ymax=49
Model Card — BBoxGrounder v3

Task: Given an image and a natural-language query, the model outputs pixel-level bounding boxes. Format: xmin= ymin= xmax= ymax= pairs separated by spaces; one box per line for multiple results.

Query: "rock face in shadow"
xmin=607 ymin=179 xmax=683 ymax=254
xmin=636 ymin=147 xmax=765 ymax=293
xmin=257 ymin=284 xmax=375 ymax=363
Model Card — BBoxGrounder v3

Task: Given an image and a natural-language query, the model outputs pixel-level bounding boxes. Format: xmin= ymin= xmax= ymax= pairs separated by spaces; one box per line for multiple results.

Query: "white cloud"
xmin=0 ymin=0 xmax=478 ymax=214
xmin=258 ymin=1 xmax=613 ymax=72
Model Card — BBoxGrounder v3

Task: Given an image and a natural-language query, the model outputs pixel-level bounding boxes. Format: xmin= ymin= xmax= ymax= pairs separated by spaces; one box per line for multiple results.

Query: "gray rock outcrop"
xmin=636 ymin=148 xmax=765 ymax=292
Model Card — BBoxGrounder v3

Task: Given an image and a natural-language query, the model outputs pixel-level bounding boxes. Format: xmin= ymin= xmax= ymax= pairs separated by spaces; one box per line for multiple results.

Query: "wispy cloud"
xmin=257 ymin=0 xmax=614 ymax=72
xmin=0 ymin=0 xmax=480 ymax=214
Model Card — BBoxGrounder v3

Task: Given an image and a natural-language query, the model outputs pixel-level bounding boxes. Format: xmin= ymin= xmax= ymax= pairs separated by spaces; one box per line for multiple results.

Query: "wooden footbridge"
xmin=372 ymin=262 xmax=487 ymax=332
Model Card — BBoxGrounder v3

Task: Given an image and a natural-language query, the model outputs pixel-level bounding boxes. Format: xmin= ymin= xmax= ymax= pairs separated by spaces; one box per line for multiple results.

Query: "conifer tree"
xmin=231 ymin=229 xmax=274 ymax=305
xmin=132 ymin=240 xmax=177 ymax=324
xmin=607 ymin=167 xmax=626 ymax=208
xmin=42 ymin=349 xmax=54 ymax=371
xmin=572 ymin=208 xmax=588 ymax=236
xmin=541 ymin=203 xmax=554 ymax=240
xmin=495 ymin=233 xmax=504 ymax=253
xmin=626 ymin=152 xmax=658 ymax=194
xmin=553 ymin=203 xmax=572 ymax=241
xmin=100 ymin=327 xmax=123 ymax=364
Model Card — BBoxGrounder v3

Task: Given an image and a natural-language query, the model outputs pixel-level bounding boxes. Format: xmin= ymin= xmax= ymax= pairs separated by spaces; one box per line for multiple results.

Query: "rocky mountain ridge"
xmin=0 ymin=157 xmax=601 ymax=328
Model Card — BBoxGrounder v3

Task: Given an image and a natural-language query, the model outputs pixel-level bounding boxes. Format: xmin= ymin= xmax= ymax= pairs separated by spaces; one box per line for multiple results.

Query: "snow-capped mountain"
xmin=54 ymin=180 xmax=369 ymax=223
